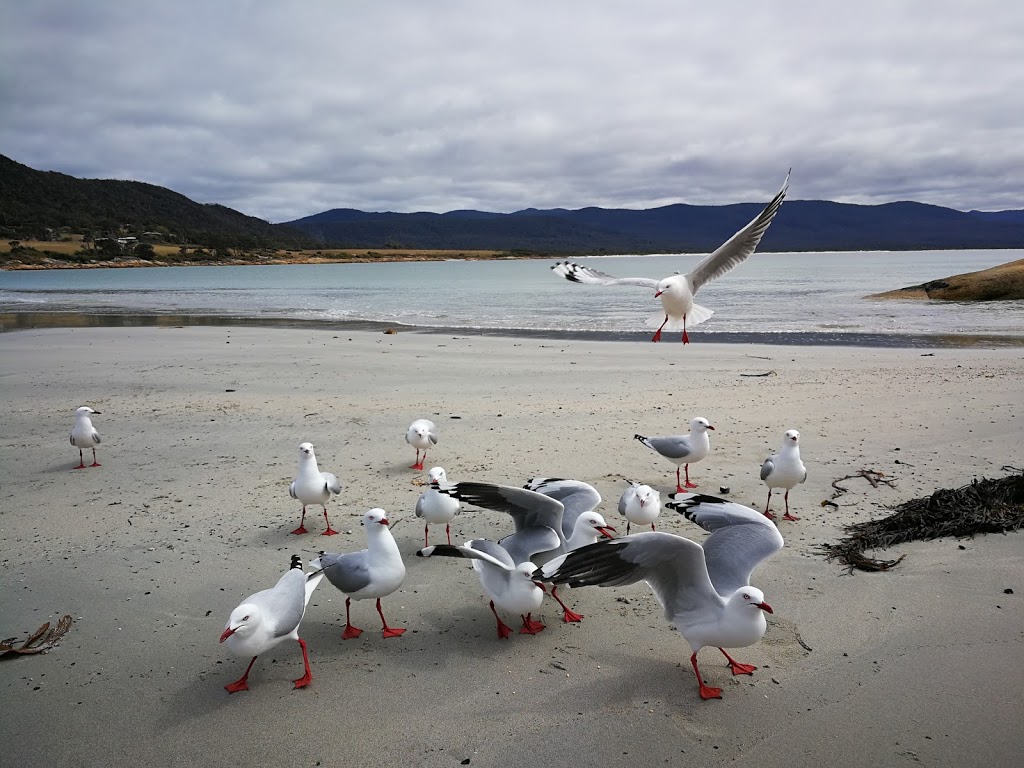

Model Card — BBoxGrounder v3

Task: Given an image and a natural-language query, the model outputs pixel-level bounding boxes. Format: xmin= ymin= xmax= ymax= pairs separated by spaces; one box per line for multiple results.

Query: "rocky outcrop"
xmin=868 ymin=258 xmax=1024 ymax=301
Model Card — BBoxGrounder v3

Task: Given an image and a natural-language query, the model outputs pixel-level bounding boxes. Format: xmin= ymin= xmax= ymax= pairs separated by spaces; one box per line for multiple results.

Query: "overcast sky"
xmin=2 ymin=1 xmax=1021 ymax=223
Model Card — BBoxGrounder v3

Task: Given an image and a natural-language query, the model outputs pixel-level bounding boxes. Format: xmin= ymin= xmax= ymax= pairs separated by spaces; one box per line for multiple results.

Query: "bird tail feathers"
xmin=644 ymin=302 xmax=714 ymax=330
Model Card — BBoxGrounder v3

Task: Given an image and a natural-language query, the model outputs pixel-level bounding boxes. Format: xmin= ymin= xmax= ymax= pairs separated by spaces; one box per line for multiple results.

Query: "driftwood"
xmin=1 ymin=615 xmax=73 ymax=657
xmin=820 ymin=473 xmax=1024 ymax=572
xmin=739 ymin=370 xmax=777 ymax=377
xmin=831 ymin=469 xmax=897 ymax=499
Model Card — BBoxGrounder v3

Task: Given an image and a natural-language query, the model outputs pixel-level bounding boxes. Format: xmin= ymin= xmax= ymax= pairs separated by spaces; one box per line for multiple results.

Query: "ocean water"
xmin=2 ymin=250 xmax=1023 ymax=343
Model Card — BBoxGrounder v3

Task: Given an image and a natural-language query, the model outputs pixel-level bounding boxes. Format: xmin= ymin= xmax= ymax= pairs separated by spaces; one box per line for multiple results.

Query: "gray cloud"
xmin=2 ymin=0 xmax=1022 ymax=222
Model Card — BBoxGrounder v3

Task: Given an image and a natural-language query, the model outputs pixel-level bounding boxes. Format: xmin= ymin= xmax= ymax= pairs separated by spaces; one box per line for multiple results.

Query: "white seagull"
xmin=406 ymin=419 xmax=439 ymax=470
xmin=416 ymin=466 xmax=460 ymax=546
xmin=761 ymin=429 xmax=807 ymax=521
xmin=618 ymin=481 xmax=662 ymax=534
xmin=312 ymin=508 xmax=407 ymax=639
xmin=417 ymin=540 xmax=547 ymax=639
xmin=288 ymin=442 xmax=343 ymax=536
xmin=69 ymin=406 xmax=102 ymax=469
xmin=635 ymin=417 xmax=715 ymax=492
xmin=219 ymin=554 xmax=324 ymax=693
xmin=551 ymin=172 xmax=790 ymax=343
xmin=539 ymin=492 xmax=783 ymax=700
xmin=435 ymin=477 xmax=615 ymax=623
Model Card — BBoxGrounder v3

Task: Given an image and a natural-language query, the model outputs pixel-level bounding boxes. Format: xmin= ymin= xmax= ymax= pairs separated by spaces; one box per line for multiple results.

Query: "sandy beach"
xmin=1 ymin=325 xmax=1022 ymax=767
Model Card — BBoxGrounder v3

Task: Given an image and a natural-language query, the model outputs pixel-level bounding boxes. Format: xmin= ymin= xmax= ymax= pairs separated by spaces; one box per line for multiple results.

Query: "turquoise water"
xmin=2 ymin=250 xmax=1022 ymax=338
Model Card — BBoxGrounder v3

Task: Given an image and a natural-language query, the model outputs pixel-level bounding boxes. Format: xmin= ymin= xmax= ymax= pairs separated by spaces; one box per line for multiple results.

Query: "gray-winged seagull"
xmin=70 ymin=406 xmax=102 ymax=469
xmin=288 ymin=442 xmax=342 ymax=535
xmin=406 ymin=419 xmax=438 ymax=470
xmin=761 ymin=429 xmax=807 ymax=521
xmin=219 ymin=554 xmax=324 ymax=693
xmin=538 ymin=492 xmax=783 ymax=700
xmin=635 ymin=417 xmax=715 ymax=491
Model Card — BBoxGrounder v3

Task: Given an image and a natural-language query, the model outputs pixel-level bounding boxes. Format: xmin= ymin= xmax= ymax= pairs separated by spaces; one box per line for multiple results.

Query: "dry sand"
xmin=1 ymin=326 xmax=1022 ymax=768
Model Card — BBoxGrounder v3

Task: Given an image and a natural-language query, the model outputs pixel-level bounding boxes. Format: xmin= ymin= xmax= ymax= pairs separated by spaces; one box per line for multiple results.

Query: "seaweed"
xmin=820 ymin=471 xmax=1024 ymax=572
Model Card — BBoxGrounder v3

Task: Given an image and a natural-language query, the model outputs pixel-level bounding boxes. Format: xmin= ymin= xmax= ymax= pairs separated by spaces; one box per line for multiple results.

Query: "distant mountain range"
xmin=3 ymin=153 xmax=1023 ymax=253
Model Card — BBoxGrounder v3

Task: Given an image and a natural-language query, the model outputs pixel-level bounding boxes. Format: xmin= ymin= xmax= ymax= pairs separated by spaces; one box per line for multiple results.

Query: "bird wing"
xmin=417 ymin=539 xmax=516 ymax=570
xmin=321 ymin=472 xmax=342 ymax=495
xmin=538 ymin=533 xmax=721 ymax=619
xmin=92 ymin=430 xmax=101 ymax=444
xmin=639 ymin=434 xmax=692 ymax=460
xmin=617 ymin=485 xmax=637 ymax=515
xmin=498 ymin=526 xmax=562 ymax=565
xmin=436 ymin=480 xmax=564 ymax=540
xmin=288 ymin=480 xmax=298 ymax=500
xmin=760 ymin=457 xmax=775 ymax=482
xmin=316 ymin=551 xmax=372 ymax=594
xmin=256 ymin=567 xmax=306 ymax=638
xmin=524 ymin=477 xmax=602 ymax=539
xmin=552 ymin=261 xmax=660 ymax=288
xmin=685 ymin=171 xmax=790 ymax=293
xmin=665 ymin=493 xmax=784 ymax=597
xmin=69 ymin=433 xmax=74 ymax=446
xmin=427 ymin=422 xmax=439 ymax=445
xmin=415 ymin=493 xmax=427 ymax=518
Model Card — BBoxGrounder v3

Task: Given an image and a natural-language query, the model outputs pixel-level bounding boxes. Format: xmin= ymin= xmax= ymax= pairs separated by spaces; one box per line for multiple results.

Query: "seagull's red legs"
xmin=720 ymin=647 xmax=757 ymax=676
xmin=782 ymin=490 xmax=800 ymax=521
xmin=550 ymin=585 xmax=584 ymax=623
xmin=377 ymin=598 xmax=405 ymax=638
xmin=341 ymin=596 xmax=363 ymax=639
xmin=291 ymin=506 xmax=309 ymax=535
xmin=690 ymin=652 xmax=722 ymax=700
xmin=321 ymin=506 xmax=339 ymax=536
xmin=519 ymin=613 xmax=545 ymax=635
xmin=292 ymin=638 xmax=313 ymax=688
xmin=224 ymin=655 xmax=258 ymax=693
xmin=652 ymin=315 xmax=668 ymax=342
xmin=490 ymin=600 xmax=513 ymax=639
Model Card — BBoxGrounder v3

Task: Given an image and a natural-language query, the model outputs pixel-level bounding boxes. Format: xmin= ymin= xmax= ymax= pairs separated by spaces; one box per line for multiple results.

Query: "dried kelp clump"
xmin=820 ymin=472 xmax=1024 ymax=572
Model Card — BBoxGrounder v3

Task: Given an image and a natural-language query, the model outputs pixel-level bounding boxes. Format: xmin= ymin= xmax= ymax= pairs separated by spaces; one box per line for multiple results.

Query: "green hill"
xmin=0 ymin=154 xmax=314 ymax=250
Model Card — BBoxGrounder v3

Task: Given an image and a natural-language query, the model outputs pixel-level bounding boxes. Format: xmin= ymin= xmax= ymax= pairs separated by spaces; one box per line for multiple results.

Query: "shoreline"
xmin=3 ymin=309 xmax=1024 ymax=347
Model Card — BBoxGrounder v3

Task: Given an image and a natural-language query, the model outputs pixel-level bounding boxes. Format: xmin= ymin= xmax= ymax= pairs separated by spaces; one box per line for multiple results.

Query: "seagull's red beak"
xmin=706 ymin=425 xmax=716 ymax=431
xmin=533 ymin=581 xmax=547 ymax=593
xmin=219 ymin=627 xmax=235 ymax=643
xmin=654 ymin=290 xmax=663 ymax=297
xmin=380 ymin=518 xmax=390 ymax=526
xmin=755 ymin=601 xmax=773 ymax=614
xmin=597 ymin=526 xmax=616 ymax=539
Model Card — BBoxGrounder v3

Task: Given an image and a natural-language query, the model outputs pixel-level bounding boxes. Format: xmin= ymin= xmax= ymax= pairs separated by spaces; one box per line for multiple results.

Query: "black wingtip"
xmin=289 ymin=554 xmax=302 ymax=570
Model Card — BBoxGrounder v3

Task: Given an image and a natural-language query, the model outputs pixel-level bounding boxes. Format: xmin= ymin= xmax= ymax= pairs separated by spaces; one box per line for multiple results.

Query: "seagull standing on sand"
xmin=435 ymin=477 xmax=615 ymax=623
xmin=312 ymin=508 xmax=407 ymax=639
xmin=761 ymin=429 xmax=807 ymax=521
xmin=219 ymin=554 xmax=324 ymax=693
xmin=618 ymin=481 xmax=662 ymax=534
xmin=69 ymin=406 xmax=102 ymax=469
xmin=539 ymin=492 xmax=783 ymax=700
xmin=417 ymin=540 xmax=547 ymax=639
xmin=406 ymin=419 xmax=438 ymax=471
xmin=635 ymin=417 xmax=715 ymax=491
xmin=416 ymin=467 xmax=460 ymax=546
xmin=551 ymin=172 xmax=790 ymax=343
xmin=288 ymin=442 xmax=342 ymax=536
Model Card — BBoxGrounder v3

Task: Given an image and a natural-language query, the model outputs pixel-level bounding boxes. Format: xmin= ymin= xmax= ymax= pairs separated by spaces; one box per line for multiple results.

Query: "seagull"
xmin=417 ymin=540 xmax=547 ymax=639
xmin=635 ymin=417 xmax=715 ymax=491
xmin=312 ymin=508 xmax=407 ymax=639
xmin=618 ymin=481 xmax=662 ymax=534
xmin=69 ymin=406 xmax=102 ymax=469
xmin=435 ymin=477 xmax=615 ymax=622
xmin=219 ymin=554 xmax=324 ymax=694
xmin=761 ymin=429 xmax=807 ymax=521
xmin=416 ymin=466 xmax=460 ymax=546
xmin=538 ymin=492 xmax=783 ymax=700
xmin=551 ymin=171 xmax=790 ymax=343
xmin=288 ymin=442 xmax=342 ymax=535
xmin=406 ymin=419 xmax=439 ymax=470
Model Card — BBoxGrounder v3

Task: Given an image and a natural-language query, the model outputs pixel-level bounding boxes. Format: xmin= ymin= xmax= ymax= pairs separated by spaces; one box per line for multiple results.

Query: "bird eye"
xmin=742 ymin=594 xmax=750 ymax=601
xmin=242 ymin=615 xmax=250 ymax=621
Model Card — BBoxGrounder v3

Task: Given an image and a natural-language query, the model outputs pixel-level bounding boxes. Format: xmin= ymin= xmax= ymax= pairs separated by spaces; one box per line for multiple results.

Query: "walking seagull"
xmin=219 ymin=554 xmax=324 ymax=693
xmin=551 ymin=171 xmax=790 ymax=343
xmin=635 ymin=417 xmax=715 ymax=491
